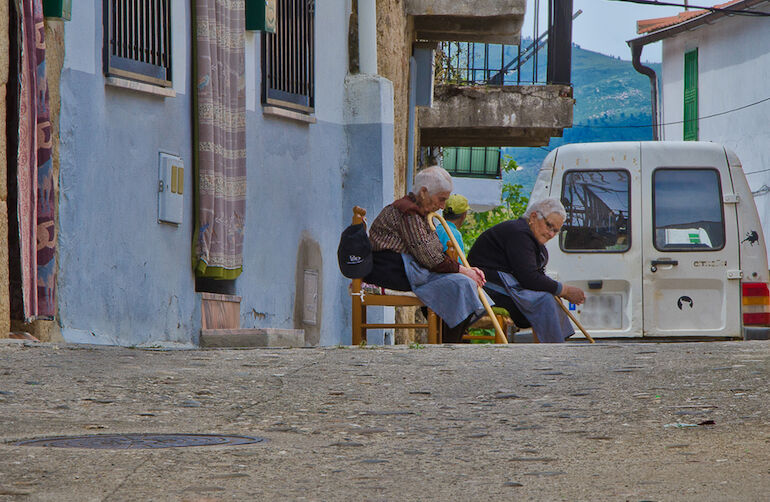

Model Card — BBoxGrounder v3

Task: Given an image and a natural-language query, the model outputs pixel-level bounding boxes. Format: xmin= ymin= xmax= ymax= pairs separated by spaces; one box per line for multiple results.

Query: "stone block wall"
xmin=0 ymin=0 xmax=10 ymax=336
xmin=376 ymin=0 xmax=414 ymax=197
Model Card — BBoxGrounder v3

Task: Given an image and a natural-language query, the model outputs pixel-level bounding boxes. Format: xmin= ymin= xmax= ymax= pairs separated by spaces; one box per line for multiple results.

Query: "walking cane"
xmin=553 ymin=296 xmax=595 ymax=343
xmin=427 ymin=212 xmax=508 ymax=344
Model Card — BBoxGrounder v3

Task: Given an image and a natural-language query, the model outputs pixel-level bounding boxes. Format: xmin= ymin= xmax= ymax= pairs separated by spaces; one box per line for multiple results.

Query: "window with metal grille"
xmin=442 ymin=147 xmax=501 ymax=178
xmin=262 ymin=0 xmax=315 ymax=113
xmin=103 ymin=0 xmax=172 ymax=87
xmin=683 ymin=49 xmax=698 ymax=141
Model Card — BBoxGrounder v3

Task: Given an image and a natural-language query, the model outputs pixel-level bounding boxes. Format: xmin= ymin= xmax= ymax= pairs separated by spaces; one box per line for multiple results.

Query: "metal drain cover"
xmin=14 ymin=433 xmax=265 ymax=449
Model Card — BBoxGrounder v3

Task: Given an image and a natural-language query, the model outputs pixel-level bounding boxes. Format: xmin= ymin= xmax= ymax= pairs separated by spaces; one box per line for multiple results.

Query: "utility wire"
xmin=533 ymin=95 xmax=770 ymax=155
xmin=744 ymin=167 xmax=770 ymax=176
xmin=609 ymin=0 xmax=770 ymax=16
xmin=571 ymin=95 xmax=770 ymax=129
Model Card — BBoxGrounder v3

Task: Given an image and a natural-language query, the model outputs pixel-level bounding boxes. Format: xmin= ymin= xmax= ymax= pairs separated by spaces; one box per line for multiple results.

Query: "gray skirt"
xmin=401 ymin=254 xmax=491 ymax=328
xmin=486 ymin=272 xmax=574 ymax=343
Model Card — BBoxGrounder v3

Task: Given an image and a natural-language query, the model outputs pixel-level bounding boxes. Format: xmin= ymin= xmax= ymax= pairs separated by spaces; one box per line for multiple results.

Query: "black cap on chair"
xmin=337 ymin=223 xmax=373 ymax=279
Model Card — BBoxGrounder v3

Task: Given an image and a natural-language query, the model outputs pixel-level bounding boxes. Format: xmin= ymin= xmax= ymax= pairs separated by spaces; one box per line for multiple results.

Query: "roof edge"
xmin=627 ymin=0 xmax=767 ymax=46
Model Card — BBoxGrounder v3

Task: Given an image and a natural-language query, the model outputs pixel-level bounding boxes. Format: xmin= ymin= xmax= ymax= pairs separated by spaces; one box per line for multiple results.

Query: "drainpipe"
xmin=630 ymin=41 xmax=659 ymax=140
xmin=357 ymin=0 xmax=378 ymax=74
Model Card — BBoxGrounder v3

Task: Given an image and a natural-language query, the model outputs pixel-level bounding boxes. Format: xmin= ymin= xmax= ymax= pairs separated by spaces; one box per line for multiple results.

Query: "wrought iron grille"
xmin=103 ymin=0 xmax=172 ymax=87
xmin=437 ymin=40 xmax=543 ymax=86
xmin=435 ymin=0 xmax=573 ymax=87
xmin=262 ymin=0 xmax=315 ymax=112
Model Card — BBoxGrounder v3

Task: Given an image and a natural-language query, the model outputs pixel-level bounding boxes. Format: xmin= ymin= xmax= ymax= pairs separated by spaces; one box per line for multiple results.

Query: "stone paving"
xmin=1 ymin=338 xmax=769 ymax=501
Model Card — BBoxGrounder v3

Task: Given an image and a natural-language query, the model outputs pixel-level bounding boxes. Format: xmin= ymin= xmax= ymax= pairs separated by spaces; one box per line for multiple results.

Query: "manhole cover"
xmin=14 ymin=433 xmax=265 ymax=449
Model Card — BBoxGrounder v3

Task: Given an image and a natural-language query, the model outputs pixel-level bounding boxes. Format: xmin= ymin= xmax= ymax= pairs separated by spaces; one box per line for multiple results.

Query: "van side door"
xmin=641 ymin=143 xmax=741 ymax=337
xmin=546 ymin=142 xmax=643 ymax=338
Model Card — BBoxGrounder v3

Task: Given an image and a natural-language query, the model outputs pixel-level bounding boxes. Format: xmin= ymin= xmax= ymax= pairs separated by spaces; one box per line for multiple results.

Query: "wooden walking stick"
xmin=553 ymin=296 xmax=595 ymax=343
xmin=427 ymin=212 xmax=508 ymax=344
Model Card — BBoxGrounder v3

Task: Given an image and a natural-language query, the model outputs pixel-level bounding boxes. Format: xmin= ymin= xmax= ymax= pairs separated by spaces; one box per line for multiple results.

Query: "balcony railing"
xmin=435 ymin=0 xmax=574 ymax=86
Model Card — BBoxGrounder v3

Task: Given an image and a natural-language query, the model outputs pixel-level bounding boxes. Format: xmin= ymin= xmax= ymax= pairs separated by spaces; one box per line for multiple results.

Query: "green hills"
xmin=503 ymin=43 xmax=659 ymax=195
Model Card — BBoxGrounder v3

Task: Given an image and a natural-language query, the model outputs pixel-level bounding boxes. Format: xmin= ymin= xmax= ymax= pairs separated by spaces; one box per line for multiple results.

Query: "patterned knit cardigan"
xmin=368 ymin=194 xmax=459 ymax=274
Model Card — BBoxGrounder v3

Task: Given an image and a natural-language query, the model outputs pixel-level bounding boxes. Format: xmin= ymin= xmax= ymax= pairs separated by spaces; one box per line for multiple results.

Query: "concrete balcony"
xmin=418 ymin=84 xmax=574 ymax=147
xmin=406 ymin=0 xmax=525 ymax=44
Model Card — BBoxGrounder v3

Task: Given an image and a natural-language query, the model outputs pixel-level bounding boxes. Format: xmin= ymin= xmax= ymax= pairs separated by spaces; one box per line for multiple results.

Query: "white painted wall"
xmin=450 ymin=177 xmax=503 ymax=212
xmin=659 ymin=8 xmax=770 ymax=260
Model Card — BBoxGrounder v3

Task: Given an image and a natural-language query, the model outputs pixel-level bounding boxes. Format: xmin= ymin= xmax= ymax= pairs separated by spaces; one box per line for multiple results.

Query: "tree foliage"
xmin=460 ymin=156 xmax=529 ymax=250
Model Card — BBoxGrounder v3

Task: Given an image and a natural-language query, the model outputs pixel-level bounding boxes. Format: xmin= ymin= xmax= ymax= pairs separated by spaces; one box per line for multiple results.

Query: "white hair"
xmin=524 ymin=198 xmax=566 ymax=220
xmin=414 ymin=166 xmax=453 ymax=195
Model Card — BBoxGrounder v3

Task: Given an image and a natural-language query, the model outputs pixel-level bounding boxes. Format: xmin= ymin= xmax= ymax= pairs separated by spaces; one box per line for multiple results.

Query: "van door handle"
xmin=650 ymin=259 xmax=679 ymax=273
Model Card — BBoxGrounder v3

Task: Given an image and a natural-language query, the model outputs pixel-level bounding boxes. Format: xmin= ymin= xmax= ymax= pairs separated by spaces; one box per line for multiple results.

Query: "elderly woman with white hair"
xmin=467 ymin=198 xmax=586 ymax=343
xmin=364 ymin=166 xmax=489 ymax=342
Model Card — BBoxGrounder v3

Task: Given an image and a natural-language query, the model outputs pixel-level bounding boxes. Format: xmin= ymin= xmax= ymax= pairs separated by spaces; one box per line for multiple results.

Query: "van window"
xmin=653 ymin=168 xmax=724 ymax=251
xmin=560 ymin=170 xmax=630 ymax=252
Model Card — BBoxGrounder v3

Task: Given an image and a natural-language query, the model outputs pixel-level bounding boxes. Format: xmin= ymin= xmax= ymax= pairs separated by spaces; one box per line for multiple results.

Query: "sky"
xmin=524 ymin=0 xmax=688 ymax=62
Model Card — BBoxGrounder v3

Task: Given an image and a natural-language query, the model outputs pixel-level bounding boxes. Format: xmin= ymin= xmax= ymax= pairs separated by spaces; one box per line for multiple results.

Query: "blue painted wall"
xmin=56 ymin=1 xmax=394 ymax=346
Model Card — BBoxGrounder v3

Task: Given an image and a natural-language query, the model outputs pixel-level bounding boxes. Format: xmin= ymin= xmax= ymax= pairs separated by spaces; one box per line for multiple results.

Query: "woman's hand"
xmin=459 ymin=265 xmax=486 ymax=287
xmin=560 ymin=285 xmax=586 ymax=305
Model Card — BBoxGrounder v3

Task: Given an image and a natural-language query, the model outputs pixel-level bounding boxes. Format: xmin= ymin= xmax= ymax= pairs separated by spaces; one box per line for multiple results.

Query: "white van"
xmin=530 ymin=141 xmax=770 ymax=340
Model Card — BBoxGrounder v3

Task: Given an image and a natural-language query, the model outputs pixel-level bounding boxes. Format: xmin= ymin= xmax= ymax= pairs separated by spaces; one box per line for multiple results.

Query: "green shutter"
xmin=442 ymin=147 xmax=501 ymax=178
xmin=683 ymin=49 xmax=699 ymax=141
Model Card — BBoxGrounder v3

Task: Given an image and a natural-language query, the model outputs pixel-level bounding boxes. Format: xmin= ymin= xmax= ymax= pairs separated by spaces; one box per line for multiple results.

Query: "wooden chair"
xmin=464 ymin=308 xmax=516 ymax=342
xmin=349 ymin=207 xmax=442 ymax=345
xmin=443 ymin=242 xmax=511 ymax=343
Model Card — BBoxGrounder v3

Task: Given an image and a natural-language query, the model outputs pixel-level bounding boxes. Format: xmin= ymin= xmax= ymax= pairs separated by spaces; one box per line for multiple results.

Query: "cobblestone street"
xmin=1 ymin=339 xmax=769 ymax=501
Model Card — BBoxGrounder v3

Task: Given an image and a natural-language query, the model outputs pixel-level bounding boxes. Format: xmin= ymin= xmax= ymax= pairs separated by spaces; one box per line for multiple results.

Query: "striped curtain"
xmin=15 ymin=0 xmax=55 ymax=320
xmin=192 ymin=0 xmax=247 ymax=279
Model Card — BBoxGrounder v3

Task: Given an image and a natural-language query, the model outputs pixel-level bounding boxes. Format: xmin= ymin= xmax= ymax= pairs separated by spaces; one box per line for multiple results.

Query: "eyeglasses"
xmin=538 ymin=212 xmax=560 ymax=234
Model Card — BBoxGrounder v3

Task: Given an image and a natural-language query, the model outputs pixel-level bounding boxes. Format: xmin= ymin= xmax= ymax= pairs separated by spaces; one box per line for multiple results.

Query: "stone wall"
xmin=376 ymin=0 xmax=413 ymax=197
xmin=375 ymin=0 xmax=420 ymax=343
xmin=0 ymin=0 xmax=9 ymax=337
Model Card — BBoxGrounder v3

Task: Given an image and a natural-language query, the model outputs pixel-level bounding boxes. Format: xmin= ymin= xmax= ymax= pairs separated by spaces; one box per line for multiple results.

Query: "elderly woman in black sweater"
xmin=467 ymin=198 xmax=585 ymax=342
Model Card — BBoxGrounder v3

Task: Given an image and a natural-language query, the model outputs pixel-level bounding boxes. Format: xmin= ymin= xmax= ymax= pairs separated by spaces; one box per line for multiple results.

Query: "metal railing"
xmin=435 ymin=0 xmax=575 ymax=87
xmin=262 ymin=0 xmax=315 ymax=112
xmin=103 ymin=0 xmax=172 ymax=87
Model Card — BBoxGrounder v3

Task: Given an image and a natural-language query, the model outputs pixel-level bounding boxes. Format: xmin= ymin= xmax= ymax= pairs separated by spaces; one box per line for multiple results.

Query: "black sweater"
xmin=467 ymin=218 xmax=561 ymax=295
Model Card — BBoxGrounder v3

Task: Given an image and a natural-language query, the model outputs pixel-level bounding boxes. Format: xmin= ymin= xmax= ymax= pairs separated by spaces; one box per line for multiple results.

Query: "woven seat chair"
xmin=349 ymin=207 xmax=441 ymax=345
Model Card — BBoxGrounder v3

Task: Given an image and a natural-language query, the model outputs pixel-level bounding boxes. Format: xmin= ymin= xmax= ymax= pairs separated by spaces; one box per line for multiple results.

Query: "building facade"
xmin=2 ymin=0 xmax=574 ymax=346
xmin=632 ymin=0 xmax=770 ymax=259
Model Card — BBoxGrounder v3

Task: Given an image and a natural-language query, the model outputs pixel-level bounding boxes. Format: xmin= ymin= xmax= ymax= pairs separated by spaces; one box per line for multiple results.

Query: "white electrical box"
xmin=158 ymin=153 xmax=184 ymax=225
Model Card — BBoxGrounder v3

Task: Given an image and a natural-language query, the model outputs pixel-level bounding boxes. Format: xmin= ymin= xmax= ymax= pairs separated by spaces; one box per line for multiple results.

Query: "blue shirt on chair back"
xmin=435 ymin=219 xmax=464 ymax=263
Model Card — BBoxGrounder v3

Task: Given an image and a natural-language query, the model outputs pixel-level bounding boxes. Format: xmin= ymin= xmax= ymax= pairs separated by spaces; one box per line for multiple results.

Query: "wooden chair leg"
xmin=352 ymin=290 xmax=363 ymax=346
xmin=495 ymin=314 xmax=506 ymax=343
xmin=427 ymin=309 xmax=438 ymax=344
xmin=360 ymin=304 xmax=367 ymax=344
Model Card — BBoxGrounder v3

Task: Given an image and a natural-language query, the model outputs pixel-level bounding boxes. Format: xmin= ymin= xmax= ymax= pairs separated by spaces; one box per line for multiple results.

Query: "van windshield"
xmin=653 ymin=168 xmax=725 ymax=251
xmin=560 ymin=170 xmax=630 ymax=252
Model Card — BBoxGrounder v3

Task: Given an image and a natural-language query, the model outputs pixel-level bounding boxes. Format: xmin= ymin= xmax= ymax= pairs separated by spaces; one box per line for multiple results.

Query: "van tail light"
xmin=742 ymin=282 xmax=770 ymax=325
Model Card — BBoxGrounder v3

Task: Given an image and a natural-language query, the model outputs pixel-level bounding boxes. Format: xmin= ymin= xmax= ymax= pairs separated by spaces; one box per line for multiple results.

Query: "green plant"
xmin=434 ymin=42 xmax=466 ymax=85
xmin=466 ymin=328 xmax=496 ymax=344
xmin=461 ymin=155 xmax=529 ymax=250
xmin=408 ymin=341 xmax=425 ymax=349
